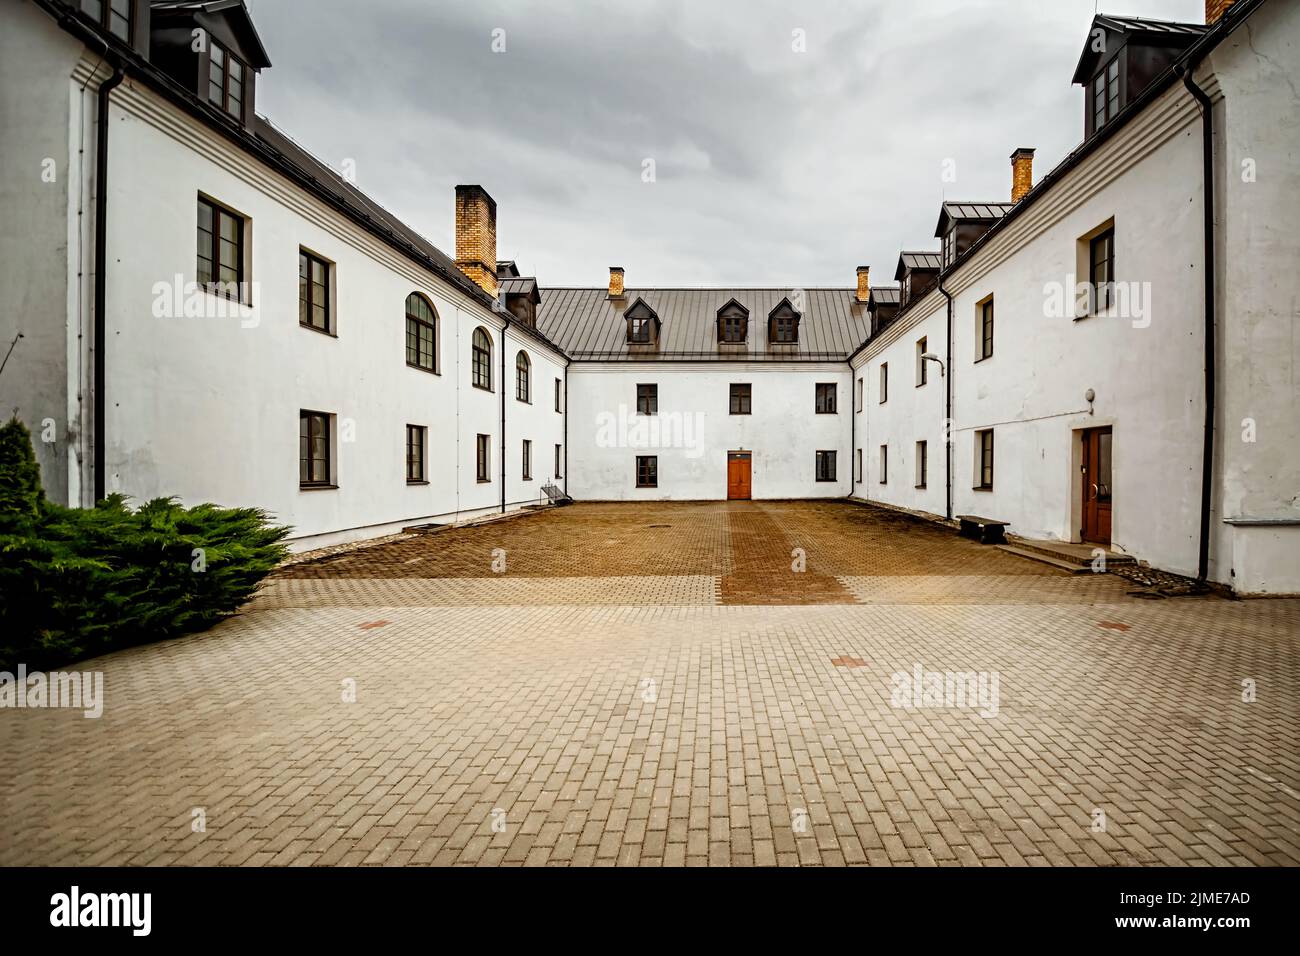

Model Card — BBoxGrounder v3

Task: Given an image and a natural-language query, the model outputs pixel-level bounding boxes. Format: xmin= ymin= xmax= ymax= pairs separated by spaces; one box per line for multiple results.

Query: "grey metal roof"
xmin=1092 ymin=14 xmax=1209 ymax=36
xmin=1072 ymin=14 xmax=1207 ymax=83
xmin=498 ymin=277 xmax=538 ymax=299
xmin=894 ymin=252 xmax=942 ymax=280
xmin=536 ymin=288 xmax=872 ymax=361
xmin=869 ymin=287 xmax=900 ymax=306
xmin=150 ymin=0 xmax=272 ymax=68
xmin=934 ymin=201 xmax=1016 ymax=236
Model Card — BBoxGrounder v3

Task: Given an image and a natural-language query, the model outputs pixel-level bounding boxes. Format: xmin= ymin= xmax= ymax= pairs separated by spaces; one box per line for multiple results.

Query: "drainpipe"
xmin=500 ymin=318 xmax=509 ymax=513
xmin=93 ymin=59 xmax=125 ymax=504
xmin=849 ymin=369 xmax=855 ymax=497
xmin=562 ymin=365 xmax=569 ymax=499
xmin=1178 ymin=65 xmax=1216 ymax=582
xmin=938 ymin=278 xmax=955 ymax=521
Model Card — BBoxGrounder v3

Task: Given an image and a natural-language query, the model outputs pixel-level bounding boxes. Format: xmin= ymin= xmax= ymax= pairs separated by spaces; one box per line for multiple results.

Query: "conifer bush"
xmin=0 ymin=416 xmax=290 ymax=669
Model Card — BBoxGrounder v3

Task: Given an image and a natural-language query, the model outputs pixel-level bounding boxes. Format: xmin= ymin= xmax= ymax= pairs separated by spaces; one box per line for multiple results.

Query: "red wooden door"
xmin=1081 ymin=427 xmax=1112 ymax=544
xmin=727 ymin=453 xmax=751 ymax=500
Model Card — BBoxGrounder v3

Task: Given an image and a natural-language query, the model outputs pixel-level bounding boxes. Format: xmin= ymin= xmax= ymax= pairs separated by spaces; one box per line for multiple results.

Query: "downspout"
xmin=93 ymin=59 xmax=125 ymax=503
xmin=563 ymin=365 xmax=569 ymax=499
xmin=1178 ymin=65 xmax=1216 ymax=582
xmin=500 ymin=319 xmax=509 ymax=513
xmin=849 ymin=366 xmax=855 ymax=497
xmin=938 ymin=279 xmax=955 ymax=521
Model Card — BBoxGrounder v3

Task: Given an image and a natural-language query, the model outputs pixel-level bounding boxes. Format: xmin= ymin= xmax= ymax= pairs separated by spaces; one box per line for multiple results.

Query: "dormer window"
xmin=716 ymin=300 xmax=749 ymax=344
xmin=81 ymin=0 xmax=132 ymax=42
xmin=768 ymin=298 xmax=801 ymax=345
xmin=1093 ymin=56 xmax=1120 ymax=132
xmin=208 ymin=42 xmax=246 ymax=120
xmin=624 ymin=298 xmax=660 ymax=348
xmin=942 ymin=227 xmax=957 ymax=268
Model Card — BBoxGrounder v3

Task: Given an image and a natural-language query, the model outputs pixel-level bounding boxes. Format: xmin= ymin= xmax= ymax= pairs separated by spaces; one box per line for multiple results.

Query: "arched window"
xmin=515 ymin=351 xmax=531 ymax=403
xmin=472 ymin=327 xmax=492 ymax=390
xmin=405 ymin=293 xmax=437 ymax=372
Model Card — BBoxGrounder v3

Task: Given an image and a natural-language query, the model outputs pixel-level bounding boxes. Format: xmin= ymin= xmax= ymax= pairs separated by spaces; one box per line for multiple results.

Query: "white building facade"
xmin=2 ymin=0 xmax=1297 ymax=591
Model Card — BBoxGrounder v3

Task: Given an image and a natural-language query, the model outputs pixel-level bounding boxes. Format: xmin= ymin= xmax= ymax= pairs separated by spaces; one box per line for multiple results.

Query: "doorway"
xmin=1081 ymin=427 xmax=1112 ymax=544
xmin=727 ymin=452 xmax=752 ymax=500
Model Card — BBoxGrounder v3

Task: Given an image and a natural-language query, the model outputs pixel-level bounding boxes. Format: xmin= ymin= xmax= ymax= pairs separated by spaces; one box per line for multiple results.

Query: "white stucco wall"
xmin=86 ymin=72 xmax=564 ymax=550
xmin=567 ymin=363 xmax=853 ymax=500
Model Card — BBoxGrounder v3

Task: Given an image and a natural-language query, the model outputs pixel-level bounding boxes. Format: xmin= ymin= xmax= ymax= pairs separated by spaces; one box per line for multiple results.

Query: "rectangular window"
xmin=208 ymin=42 xmax=245 ymax=120
xmin=916 ymin=440 xmax=928 ymax=489
xmin=729 ymin=383 xmax=751 ymax=415
xmin=522 ymin=439 xmax=532 ymax=480
xmin=879 ymin=363 xmax=888 ymax=403
xmin=815 ymin=450 xmax=837 ymax=482
xmin=772 ymin=314 xmax=798 ymax=343
xmin=476 ymin=434 xmax=491 ymax=482
xmin=855 ymin=448 xmax=863 ymax=484
xmin=555 ymin=444 xmax=562 ymax=479
xmin=720 ymin=313 xmax=747 ymax=343
xmin=815 ymin=383 xmax=837 ymax=414
xmin=978 ymin=298 xmax=994 ymax=360
xmin=976 ymin=430 xmax=994 ymax=490
xmin=299 ymin=410 xmax=331 ymax=488
xmin=197 ymin=196 xmax=243 ymax=295
xmin=83 ymin=1 xmax=132 ymax=42
xmin=637 ymin=383 xmax=658 ymax=416
xmin=629 ymin=317 xmax=652 ymax=343
xmin=299 ymin=249 xmax=331 ymax=333
xmin=855 ymin=377 xmax=864 ymax=412
xmin=1090 ymin=227 xmax=1115 ymax=313
xmin=879 ymin=444 xmax=888 ymax=484
xmin=917 ymin=337 xmax=928 ymax=387
xmin=1093 ymin=57 xmax=1121 ymax=131
xmin=942 ymin=227 xmax=956 ymax=268
xmin=406 ymin=425 xmax=426 ymax=483
xmin=555 ymin=378 xmax=562 ymax=413
xmin=636 ymin=455 xmax=658 ymax=488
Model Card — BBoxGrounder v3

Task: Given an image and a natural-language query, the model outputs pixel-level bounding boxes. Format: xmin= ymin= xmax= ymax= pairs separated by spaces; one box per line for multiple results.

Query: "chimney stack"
xmin=1206 ymin=0 xmax=1237 ymax=24
xmin=608 ymin=266 xmax=625 ymax=299
xmin=855 ymin=266 xmax=871 ymax=303
xmin=1010 ymin=148 xmax=1036 ymax=202
xmin=454 ymin=185 xmax=497 ymax=297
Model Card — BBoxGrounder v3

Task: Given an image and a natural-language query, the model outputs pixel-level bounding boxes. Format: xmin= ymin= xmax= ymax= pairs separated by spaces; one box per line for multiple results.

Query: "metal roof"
xmin=869 ymin=287 xmax=900 ymax=306
xmin=894 ymin=252 xmax=942 ymax=280
xmin=1072 ymin=14 xmax=1207 ymax=84
xmin=934 ymin=201 xmax=1016 ymax=236
xmin=498 ymin=277 xmax=538 ymax=299
xmin=536 ymin=288 xmax=872 ymax=360
xmin=1092 ymin=14 xmax=1209 ymax=36
xmin=150 ymin=0 xmax=272 ymax=68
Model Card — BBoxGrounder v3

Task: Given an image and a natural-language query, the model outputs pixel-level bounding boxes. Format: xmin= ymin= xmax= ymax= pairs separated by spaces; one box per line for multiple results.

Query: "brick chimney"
xmin=455 ymin=185 xmax=497 ymax=297
xmin=856 ymin=266 xmax=870 ymax=303
xmin=1010 ymin=148 xmax=1036 ymax=202
xmin=1206 ymin=0 xmax=1236 ymax=24
xmin=608 ymin=266 xmax=625 ymax=299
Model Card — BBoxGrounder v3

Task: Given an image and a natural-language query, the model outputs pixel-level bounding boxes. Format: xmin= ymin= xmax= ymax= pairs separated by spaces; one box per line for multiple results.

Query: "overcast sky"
xmin=246 ymin=0 xmax=1205 ymax=288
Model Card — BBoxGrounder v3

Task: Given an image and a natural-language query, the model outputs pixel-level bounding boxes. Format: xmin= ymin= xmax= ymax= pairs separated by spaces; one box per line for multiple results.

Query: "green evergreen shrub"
xmin=0 ymin=419 xmax=290 ymax=669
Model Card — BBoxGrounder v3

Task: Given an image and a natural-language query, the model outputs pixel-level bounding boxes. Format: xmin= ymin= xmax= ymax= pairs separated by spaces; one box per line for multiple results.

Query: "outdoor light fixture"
xmin=921 ymin=352 xmax=945 ymax=377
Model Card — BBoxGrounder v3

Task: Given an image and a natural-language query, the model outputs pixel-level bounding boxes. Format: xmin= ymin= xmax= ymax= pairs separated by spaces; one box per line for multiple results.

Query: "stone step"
xmin=1008 ymin=539 xmax=1136 ymax=567
xmin=996 ymin=545 xmax=1094 ymax=574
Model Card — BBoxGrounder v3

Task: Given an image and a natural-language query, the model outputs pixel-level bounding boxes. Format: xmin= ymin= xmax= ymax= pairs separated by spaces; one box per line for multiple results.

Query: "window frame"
xmin=815 ymin=450 xmax=837 ymax=483
xmin=476 ymin=433 xmax=491 ymax=483
xmin=555 ymin=444 xmax=563 ymax=479
xmin=636 ymin=383 xmax=658 ymax=416
xmin=405 ymin=293 xmax=438 ymax=373
xmin=855 ymin=447 xmax=863 ymax=484
xmin=196 ymin=195 xmax=245 ymax=299
xmin=1092 ymin=55 xmax=1121 ymax=132
xmin=628 ymin=316 xmax=653 ymax=344
xmin=299 ymin=248 xmax=332 ymax=335
xmin=472 ymin=328 xmax=493 ymax=391
xmin=207 ymin=39 xmax=246 ymax=121
xmin=555 ymin=378 xmax=562 ymax=413
xmin=916 ymin=337 xmax=929 ymax=387
xmin=406 ymin=424 xmax=427 ymax=484
xmin=636 ymin=455 xmax=658 ymax=488
xmin=515 ymin=350 xmax=531 ymax=403
xmin=915 ymin=440 xmax=928 ymax=489
xmin=879 ymin=444 xmax=888 ymax=485
xmin=729 ymin=383 xmax=752 ymax=415
xmin=1089 ymin=227 xmax=1116 ymax=314
xmin=522 ymin=439 xmax=532 ymax=481
xmin=299 ymin=410 xmax=333 ymax=489
xmin=815 ymin=382 xmax=837 ymax=414
xmin=82 ymin=0 xmax=133 ymax=43
xmin=855 ymin=377 xmax=864 ymax=412
xmin=879 ymin=363 xmax=888 ymax=404
xmin=719 ymin=308 xmax=748 ymax=344
xmin=977 ymin=297 xmax=994 ymax=361
xmin=975 ymin=429 xmax=995 ymax=490
xmin=942 ymin=226 xmax=957 ymax=269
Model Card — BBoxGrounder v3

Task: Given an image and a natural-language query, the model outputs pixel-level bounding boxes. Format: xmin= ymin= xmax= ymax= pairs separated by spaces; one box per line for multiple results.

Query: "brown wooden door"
xmin=1081 ymin=427 xmax=1112 ymax=544
xmin=727 ymin=452 xmax=751 ymax=500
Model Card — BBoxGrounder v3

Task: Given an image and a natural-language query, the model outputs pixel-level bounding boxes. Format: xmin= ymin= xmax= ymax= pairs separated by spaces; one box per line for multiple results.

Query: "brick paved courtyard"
xmin=1 ymin=501 xmax=1297 ymax=866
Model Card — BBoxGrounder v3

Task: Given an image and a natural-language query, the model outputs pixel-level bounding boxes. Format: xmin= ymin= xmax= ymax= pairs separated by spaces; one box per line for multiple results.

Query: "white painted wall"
xmin=568 ymin=363 xmax=852 ymax=500
xmin=1204 ymin=0 xmax=1300 ymax=594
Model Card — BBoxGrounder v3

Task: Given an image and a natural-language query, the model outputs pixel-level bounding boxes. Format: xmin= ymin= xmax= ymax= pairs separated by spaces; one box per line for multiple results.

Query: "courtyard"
xmin=1 ymin=500 xmax=1297 ymax=866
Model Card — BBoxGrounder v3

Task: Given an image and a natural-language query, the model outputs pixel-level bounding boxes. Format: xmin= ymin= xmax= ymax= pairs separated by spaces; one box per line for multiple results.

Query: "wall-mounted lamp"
xmin=921 ymin=352 xmax=946 ymax=377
